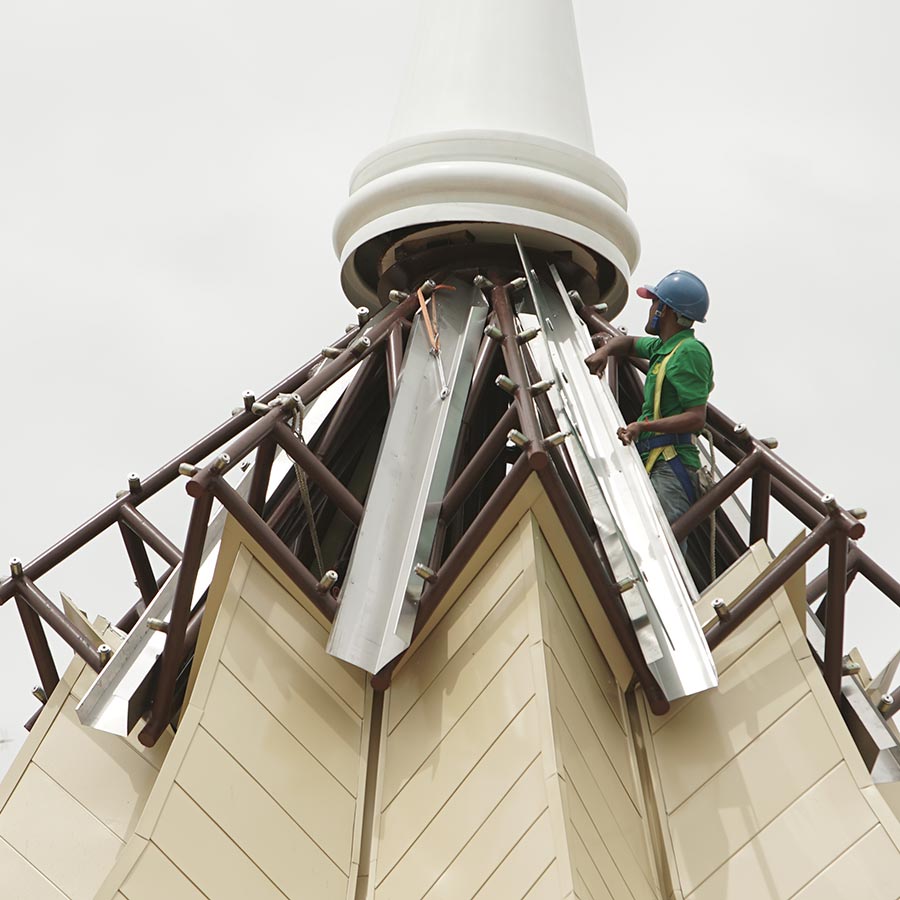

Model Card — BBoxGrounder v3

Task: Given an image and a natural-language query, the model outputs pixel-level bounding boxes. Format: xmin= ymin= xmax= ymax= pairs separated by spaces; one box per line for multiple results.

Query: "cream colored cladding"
xmin=640 ymin=541 xmax=900 ymax=900
xmin=366 ymin=511 xmax=662 ymax=900
xmin=0 ymin=622 xmax=171 ymax=900
xmin=97 ymin=519 xmax=372 ymax=900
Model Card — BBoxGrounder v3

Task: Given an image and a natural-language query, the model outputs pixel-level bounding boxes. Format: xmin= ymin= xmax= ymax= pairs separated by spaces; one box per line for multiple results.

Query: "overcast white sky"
xmin=0 ymin=1 xmax=898 ymax=771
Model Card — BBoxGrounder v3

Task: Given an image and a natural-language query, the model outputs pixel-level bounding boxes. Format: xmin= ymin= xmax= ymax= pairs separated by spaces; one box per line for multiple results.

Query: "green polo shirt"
xmin=633 ymin=330 xmax=714 ymax=470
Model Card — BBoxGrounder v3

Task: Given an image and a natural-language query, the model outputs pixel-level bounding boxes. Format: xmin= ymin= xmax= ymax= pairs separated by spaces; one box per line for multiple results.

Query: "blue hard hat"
xmin=637 ymin=270 xmax=709 ymax=323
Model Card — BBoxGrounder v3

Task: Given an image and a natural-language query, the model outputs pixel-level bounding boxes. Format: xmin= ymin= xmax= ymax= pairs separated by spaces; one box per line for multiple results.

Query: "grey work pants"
xmin=649 ymin=460 xmax=700 ymax=550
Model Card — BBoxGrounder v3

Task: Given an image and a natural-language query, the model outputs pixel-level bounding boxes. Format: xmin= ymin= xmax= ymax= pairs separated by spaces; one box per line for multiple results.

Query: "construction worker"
xmin=585 ymin=271 xmax=713 ymax=531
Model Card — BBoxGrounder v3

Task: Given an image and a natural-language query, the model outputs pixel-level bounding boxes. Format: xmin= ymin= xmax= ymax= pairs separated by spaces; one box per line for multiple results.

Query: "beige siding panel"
xmin=792 ymin=826 xmax=900 ymax=900
xmin=220 ymin=599 xmax=362 ymax=793
xmin=568 ymin=824 xmax=615 ymax=900
xmin=538 ymin=534 xmax=623 ymax=727
xmin=153 ymin=785 xmax=286 ymax=900
xmin=383 ymin=579 xmax=530 ymax=803
xmin=421 ymin=757 xmax=548 ymax=900
xmin=378 ymin=665 xmax=537 ymax=877
xmin=566 ymin=787 xmax=628 ymax=900
xmin=557 ymin=721 xmax=656 ymax=899
xmin=120 ymin=842 xmax=206 ymax=900
xmin=0 ymin=838 xmax=66 ymax=900
xmin=687 ymin=764 xmax=877 ymax=900
xmin=523 ymin=863 xmax=563 ymax=900
xmin=669 ymin=693 xmax=843 ymax=893
xmin=654 ymin=624 xmax=809 ymax=811
xmin=176 ymin=726 xmax=346 ymax=897
xmin=202 ymin=664 xmax=355 ymax=870
xmin=377 ymin=708 xmax=542 ymax=900
xmin=546 ymin=649 xmax=640 ymax=814
xmin=0 ymin=764 xmax=120 ymax=900
xmin=33 ymin=696 xmax=158 ymax=840
xmin=388 ymin=527 xmax=527 ymax=732
xmin=240 ymin=559 xmax=365 ymax=717
xmin=473 ymin=809 xmax=557 ymax=899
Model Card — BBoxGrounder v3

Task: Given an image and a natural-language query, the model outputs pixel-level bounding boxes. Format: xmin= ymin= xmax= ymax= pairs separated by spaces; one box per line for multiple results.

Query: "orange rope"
xmin=416 ymin=283 xmax=456 ymax=353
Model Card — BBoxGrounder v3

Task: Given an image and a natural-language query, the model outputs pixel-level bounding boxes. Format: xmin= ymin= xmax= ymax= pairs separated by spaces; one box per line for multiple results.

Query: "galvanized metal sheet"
xmin=327 ymin=280 xmax=488 ymax=673
xmin=516 ymin=238 xmax=716 ymax=699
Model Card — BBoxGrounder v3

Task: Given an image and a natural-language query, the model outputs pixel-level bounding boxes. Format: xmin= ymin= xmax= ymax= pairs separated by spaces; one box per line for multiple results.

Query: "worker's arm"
xmin=584 ymin=334 xmax=635 ymax=375
xmin=617 ymin=404 xmax=707 ymax=446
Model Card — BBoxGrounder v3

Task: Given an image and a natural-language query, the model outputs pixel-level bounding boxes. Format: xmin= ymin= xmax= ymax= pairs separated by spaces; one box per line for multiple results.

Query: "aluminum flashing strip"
xmin=75 ymin=362 xmax=358 ymax=736
xmin=518 ymin=241 xmax=716 ymax=699
xmin=327 ymin=280 xmax=488 ymax=673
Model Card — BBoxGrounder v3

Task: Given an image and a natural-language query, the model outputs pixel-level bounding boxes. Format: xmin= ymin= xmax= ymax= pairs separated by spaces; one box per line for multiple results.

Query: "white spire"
xmin=333 ymin=0 xmax=639 ymax=316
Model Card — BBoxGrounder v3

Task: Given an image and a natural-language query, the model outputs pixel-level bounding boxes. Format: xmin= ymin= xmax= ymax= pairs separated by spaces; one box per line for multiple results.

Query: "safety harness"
xmin=636 ymin=337 xmax=698 ymax=504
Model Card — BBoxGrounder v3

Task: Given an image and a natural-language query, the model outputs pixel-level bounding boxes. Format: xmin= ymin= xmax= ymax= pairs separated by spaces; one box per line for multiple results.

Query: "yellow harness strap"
xmin=643 ymin=338 xmax=690 ymax=474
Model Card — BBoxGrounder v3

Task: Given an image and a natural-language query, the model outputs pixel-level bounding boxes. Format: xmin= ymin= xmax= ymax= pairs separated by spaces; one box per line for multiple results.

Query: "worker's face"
xmin=645 ymin=299 xmax=665 ymax=335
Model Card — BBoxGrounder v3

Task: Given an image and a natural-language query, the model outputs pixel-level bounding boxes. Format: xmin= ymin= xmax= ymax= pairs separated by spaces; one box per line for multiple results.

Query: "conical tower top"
xmin=333 ymin=0 xmax=640 ymax=317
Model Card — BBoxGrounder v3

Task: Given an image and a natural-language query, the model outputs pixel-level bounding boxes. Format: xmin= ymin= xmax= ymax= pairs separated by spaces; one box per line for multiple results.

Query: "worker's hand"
xmin=617 ymin=422 xmax=642 ymax=446
xmin=585 ymin=346 xmax=609 ymax=376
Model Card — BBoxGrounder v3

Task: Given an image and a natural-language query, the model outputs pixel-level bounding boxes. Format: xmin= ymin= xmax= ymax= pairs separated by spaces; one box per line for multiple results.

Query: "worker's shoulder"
xmin=674 ymin=334 xmax=713 ymax=367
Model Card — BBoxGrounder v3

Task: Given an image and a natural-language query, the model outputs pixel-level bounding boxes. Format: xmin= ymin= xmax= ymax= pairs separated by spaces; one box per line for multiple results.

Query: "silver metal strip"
xmin=327 ymin=279 xmax=488 ymax=673
xmin=517 ymin=238 xmax=716 ymax=699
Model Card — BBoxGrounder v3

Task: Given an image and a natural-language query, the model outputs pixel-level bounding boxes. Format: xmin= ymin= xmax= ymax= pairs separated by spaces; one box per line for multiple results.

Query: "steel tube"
xmin=119 ymin=503 xmax=182 ymax=568
xmin=441 ymin=405 xmax=518 ymax=523
xmin=749 ymin=469 xmax=772 ymax=545
xmin=118 ymin=520 xmax=159 ymax=611
xmin=0 ymin=345 xmax=340 ymax=605
xmin=385 ymin=322 xmax=404 ymax=403
xmin=672 ymin=448 xmax=763 ymax=542
xmin=492 ymin=285 xmax=548 ymax=469
xmin=460 ymin=318 xmax=500 ymax=429
xmin=316 ymin=352 xmax=384 ymax=461
xmin=706 ymin=517 xmax=838 ymax=650
xmin=537 ymin=463 xmax=670 ymax=715
xmin=140 ymin=490 xmax=214 ymax=747
xmin=806 ymin=545 xmax=860 ymax=606
xmin=397 ymin=453 xmax=532 ymax=668
xmin=247 ymin=436 xmax=278 ymax=514
xmin=16 ymin=597 xmax=59 ymax=696
xmin=823 ymin=531 xmax=849 ymax=702
xmin=272 ymin=420 xmax=364 ymax=525
xmin=855 ymin=550 xmax=900 ymax=610
xmin=211 ymin=479 xmax=337 ymax=621
xmin=14 ymin=576 xmax=103 ymax=671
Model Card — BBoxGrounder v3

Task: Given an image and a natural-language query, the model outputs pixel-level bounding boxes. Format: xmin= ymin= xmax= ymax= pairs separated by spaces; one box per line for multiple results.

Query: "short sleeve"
xmin=668 ymin=342 xmax=713 ymax=409
xmin=633 ymin=337 xmax=660 ymax=360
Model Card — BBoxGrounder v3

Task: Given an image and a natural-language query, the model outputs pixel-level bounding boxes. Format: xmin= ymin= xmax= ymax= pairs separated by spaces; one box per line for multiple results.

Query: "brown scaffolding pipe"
xmin=855 ymin=549 xmax=900 ymax=610
xmin=537 ymin=463 xmax=670 ymax=715
xmin=139 ymin=490 xmax=214 ymax=747
xmin=272 ymin=420 xmax=364 ymax=525
xmin=385 ymin=322 xmax=404 ymax=403
xmin=706 ymin=517 xmax=839 ymax=650
xmin=118 ymin=520 xmax=158 ymax=612
xmin=807 ymin=545 xmax=860 ymax=606
xmin=316 ymin=352 xmax=384 ymax=461
xmin=749 ymin=469 xmax=772 ymax=545
xmin=441 ymin=405 xmax=518 ymax=523
xmin=461 ymin=317 xmax=500 ymax=429
xmin=119 ymin=503 xmax=182 ymax=568
xmin=492 ymin=285 xmax=548 ymax=470
xmin=0 ymin=341 xmax=345 ymax=606
xmin=823 ymin=531 xmax=849 ymax=701
xmin=116 ymin=563 xmax=176 ymax=633
xmin=13 ymin=576 xmax=103 ymax=672
xmin=16 ymin=598 xmax=59 ymax=696
xmin=672 ymin=448 xmax=764 ymax=543
xmin=210 ymin=479 xmax=337 ymax=622
xmin=247 ymin=435 xmax=278 ymax=514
